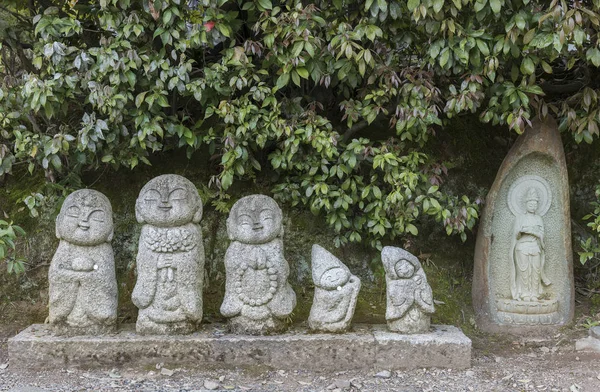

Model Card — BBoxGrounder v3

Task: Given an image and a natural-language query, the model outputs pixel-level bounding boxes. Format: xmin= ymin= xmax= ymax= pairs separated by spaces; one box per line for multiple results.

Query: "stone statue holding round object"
xmin=220 ymin=195 xmax=296 ymax=335
xmin=132 ymin=174 xmax=204 ymax=335
xmin=308 ymin=244 xmax=361 ymax=333
xmin=48 ymin=189 xmax=118 ymax=336
xmin=382 ymin=246 xmax=434 ymax=334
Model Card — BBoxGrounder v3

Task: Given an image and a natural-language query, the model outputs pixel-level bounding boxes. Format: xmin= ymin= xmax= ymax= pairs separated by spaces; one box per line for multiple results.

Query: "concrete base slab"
xmin=9 ymin=324 xmax=471 ymax=371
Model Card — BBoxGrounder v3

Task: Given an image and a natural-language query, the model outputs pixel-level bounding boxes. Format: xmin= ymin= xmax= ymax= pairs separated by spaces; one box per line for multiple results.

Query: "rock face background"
xmin=473 ymin=117 xmax=574 ymax=333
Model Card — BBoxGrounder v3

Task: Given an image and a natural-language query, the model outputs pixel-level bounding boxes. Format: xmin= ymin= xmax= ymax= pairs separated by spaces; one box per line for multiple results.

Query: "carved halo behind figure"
xmin=507 ymin=175 xmax=552 ymax=217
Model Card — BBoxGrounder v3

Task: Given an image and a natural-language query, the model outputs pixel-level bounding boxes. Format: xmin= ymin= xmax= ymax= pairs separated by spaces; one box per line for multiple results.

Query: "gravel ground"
xmin=1 ymin=326 xmax=600 ymax=392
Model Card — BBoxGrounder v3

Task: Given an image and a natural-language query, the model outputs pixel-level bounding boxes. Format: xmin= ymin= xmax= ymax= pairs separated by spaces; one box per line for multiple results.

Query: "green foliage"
xmin=1 ymin=0 xmax=600 ymax=248
xmin=0 ymin=218 xmax=26 ymax=275
xmin=580 ymin=183 xmax=600 ymax=265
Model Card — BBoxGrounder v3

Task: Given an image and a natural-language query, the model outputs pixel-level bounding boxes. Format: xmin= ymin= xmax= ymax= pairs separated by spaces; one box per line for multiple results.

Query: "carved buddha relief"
xmin=496 ymin=175 xmax=559 ymax=325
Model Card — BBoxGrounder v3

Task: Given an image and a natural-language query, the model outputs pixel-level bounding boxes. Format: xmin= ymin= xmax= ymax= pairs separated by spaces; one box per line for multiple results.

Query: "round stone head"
xmin=381 ymin=246 xmax=420 ymax=280
xmin=56 ymin=189 xmax=113 ymax=246
xmin=227 ymin=195 xmax=283 ymax=244
xmin=135 ymin=174 xmax=203 ymax=227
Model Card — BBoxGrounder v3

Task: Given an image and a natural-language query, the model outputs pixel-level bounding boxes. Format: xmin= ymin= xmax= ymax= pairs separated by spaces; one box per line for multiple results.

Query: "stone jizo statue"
xmin=220 ymin=195 xmax=296 ymax=335
xmin=132 ymin=174 xmax=204 ymax=335
xmin=510 ymin=187 xmax=551 ymax=302
xmin=48 ymin=189 xmax=117 ymax=335
xmin=382 ymin=246 xmax=434 ymax=334
xmin=308 ymin=244 xmax=361 ymax=333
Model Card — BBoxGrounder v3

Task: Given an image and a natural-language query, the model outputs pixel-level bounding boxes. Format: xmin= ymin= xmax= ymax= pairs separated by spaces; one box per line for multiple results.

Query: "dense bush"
xmin=1 ymin=0 xmax=600 ymax=250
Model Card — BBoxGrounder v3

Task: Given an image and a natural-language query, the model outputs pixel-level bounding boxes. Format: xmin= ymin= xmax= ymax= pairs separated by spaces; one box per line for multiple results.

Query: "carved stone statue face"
xmin=526 ymin=199 xmax=538 ymax=214
xmin=227 ymin=195 xmax=283 ymax=244
xmin=56 ymin=190 xmax=113 ymax=246
xmin=320 ymin=267 xmax=350 ymax=290
xmin=136 ymin=175 xmax=202 ymax=227
xmin=394 ymin=259 xmax=415 ymax=279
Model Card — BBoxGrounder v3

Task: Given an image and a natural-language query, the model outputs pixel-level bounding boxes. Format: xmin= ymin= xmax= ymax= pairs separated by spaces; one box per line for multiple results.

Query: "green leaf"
xmin=296 ymin=67 xmax=309 ymax=79
xmin=407 ymin=0 xmax=420 ymax=12
xmin=433 ymin=0 xmax=444 ymax=13
xmin=490 ymin=0 xmax=501 ymax=14
xmin=257 ymin=0 xmax=272 ymax=10
xmin=276 ymin=73 xmax=290 ymax=90
xmin=520 ymin=57 xmax=535 ymax=75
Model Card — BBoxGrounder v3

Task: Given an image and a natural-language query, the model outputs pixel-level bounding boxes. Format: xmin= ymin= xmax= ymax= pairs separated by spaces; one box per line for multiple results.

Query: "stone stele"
xmin=220 ymin=194 xmax=296 ymax=335
xmin=473 ymin=117 xmax=573 ymax=334
xmin=382 ymin=246 xmax=435 ymax=334
xmin=308 ymin=244 xmax=361 ymax=333
xmin=48 ymin=189 xmax=118 ymax=336
xmin=132 ymin=174 xmax=204 ymax=335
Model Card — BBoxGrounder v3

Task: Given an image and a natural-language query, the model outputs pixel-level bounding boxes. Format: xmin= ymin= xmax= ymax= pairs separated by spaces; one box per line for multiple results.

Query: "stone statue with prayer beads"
xmin=220 ymin=195 xmax=296 ymax=335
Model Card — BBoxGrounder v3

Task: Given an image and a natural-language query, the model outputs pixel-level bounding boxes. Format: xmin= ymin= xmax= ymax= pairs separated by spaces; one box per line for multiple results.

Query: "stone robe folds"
xmin=132 ymin=223 xmax=203 ymax=329
xmin=49 ymin=242 xmax=117 ymax=329
xmin=510 ymin=213 xmax=550 ymax=301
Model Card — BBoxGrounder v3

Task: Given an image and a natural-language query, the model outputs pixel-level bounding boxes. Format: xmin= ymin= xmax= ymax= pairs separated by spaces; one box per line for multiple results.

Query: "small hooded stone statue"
xmin=48 ymin=189 xmax=117 ymax=335
xmin=382 ymin=246 xmax=434 ymax=334
xmin=308 ymin=244 xmax=361 ymax=333
xmin=132 ymin=174 xmax=204 ymax=335
xmin=220 ymin=195 xmax=296 ymax=335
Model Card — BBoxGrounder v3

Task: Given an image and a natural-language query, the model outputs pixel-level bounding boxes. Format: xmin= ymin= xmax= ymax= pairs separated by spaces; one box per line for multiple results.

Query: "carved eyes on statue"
xmin=169 ymin=188 xmax=187 ymax=201
xmin=143 ymin=189 xmax=161 ymax=202
xmin=88 ymin=210 xmax=106 ymax=223
xmin=260 ymin=209 xmax=274 ymax=222
xmin=238 ymin=214 xmax=253 ymax=226
xmin=66 ymin=206 xmax=81 ymax=218
xmin=143 ymin=188 xmax=187 ymax=202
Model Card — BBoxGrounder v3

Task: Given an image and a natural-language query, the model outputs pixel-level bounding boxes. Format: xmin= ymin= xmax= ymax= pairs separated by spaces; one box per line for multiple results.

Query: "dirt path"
xmin=1 ymin=325 xmax=599 ymax=392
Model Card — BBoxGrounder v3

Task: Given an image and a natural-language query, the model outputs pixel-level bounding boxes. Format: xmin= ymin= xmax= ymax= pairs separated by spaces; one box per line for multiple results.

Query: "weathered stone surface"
xmin=473 ymin=117 xmax=574 ymax=334
xmin=220 ymin=195 xmax=296 ymax=335
xmin=308 ymin=244 xmax=361 ymax=333
xmin=373 ymin=325 xmax=472 ymax=370
xmin=576 ymin=326 xmax=600 ymax=352
xmin=381 ymin=246 xmax=434 ymax=334
xmin=49 ymin=189 xmax=117 ymax=336
xmin=132 ymin=174 xmax=204 ymax=335
xmin=8 ymin=324 xmax=471 ymax=371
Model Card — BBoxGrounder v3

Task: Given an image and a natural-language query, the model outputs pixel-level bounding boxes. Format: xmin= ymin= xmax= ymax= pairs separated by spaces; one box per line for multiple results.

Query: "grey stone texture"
xmin=132 ymin=174 xmax=204 ymax=335
xmin=220 ymin=195 xmax=296 ymax=335
xmin=308 ymin=244 xmax=361 ymax=333
xmin=48 ymin=189 xmax=117 ymax=336
xmin=9 ymin=324 xmax=472 ymax=371
xmin=381 ymin=246 xmax=435 ymax=334
xmin=473 ymin=117 xmax=574 ymax=334
xmin=576 ymin=326 xmax=600 ymax=352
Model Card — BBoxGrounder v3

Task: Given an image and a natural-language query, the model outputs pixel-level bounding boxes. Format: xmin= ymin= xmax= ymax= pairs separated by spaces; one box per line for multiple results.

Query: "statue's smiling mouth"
xmin=78 ymin=224 xmax=90 ymax=231
xmin=158 ymin=206 xmax=173 ymax=211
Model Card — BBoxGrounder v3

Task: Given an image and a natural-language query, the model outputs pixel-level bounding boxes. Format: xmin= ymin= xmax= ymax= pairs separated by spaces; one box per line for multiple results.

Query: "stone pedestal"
xmin=8 ymin=324 xmax=471 ymax=371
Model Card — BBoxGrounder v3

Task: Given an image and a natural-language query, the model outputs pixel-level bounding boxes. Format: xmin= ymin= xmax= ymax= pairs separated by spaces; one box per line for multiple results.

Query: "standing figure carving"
xmin=382 ymin=246 xmax=434 ymax=334
xmin=510 ymin=187 xmax=551 ymax=301
xmin=132 ymin=174 xmax=204 ymax=335
xmin=220 ymin=195 xmax=296 ymax=335
xmin=49 ymin=189 xmax=117 ymax=335
xmin=308 ymin=244 xmax=361 ymax=333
